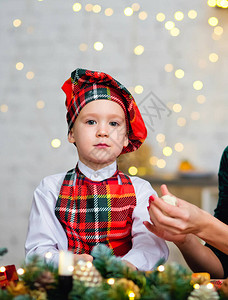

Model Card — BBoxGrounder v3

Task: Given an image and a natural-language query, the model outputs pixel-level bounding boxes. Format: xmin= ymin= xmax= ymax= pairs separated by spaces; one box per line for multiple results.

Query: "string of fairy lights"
xmin=0 ymin=0 xmax=226 ymax=173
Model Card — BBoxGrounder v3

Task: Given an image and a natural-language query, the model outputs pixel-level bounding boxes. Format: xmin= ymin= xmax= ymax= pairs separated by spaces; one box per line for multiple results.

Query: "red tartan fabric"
xmin=62 ymin=68 xmax=147 ymax=154
xmin=55 ymin=167 xmax=137 ymax=256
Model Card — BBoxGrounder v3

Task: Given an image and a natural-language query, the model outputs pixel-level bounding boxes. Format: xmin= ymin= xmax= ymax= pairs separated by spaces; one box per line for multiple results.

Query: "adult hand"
xmin=143 ymin=184 xmax=205 ymax=243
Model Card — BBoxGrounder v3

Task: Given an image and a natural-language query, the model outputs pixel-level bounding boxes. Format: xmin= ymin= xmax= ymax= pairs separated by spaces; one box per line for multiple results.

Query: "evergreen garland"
xmin=0 ymin=245 xmax=227 ymax=300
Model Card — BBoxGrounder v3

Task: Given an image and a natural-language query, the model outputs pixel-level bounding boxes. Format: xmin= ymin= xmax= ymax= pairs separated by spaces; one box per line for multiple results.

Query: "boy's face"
xmin=68 ymin=99 xmax=129 ymax=171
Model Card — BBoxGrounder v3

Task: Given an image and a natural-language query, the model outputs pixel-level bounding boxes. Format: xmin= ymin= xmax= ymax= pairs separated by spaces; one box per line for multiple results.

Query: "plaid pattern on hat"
xmin=55 ymin=166 xmax=136 ymax=256
xmin=62 ymin=68 xmax=147 ymax=154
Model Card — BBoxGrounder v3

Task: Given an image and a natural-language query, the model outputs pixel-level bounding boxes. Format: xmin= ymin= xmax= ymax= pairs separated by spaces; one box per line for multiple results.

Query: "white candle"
xmin=58 ymin=250 xmax=74 ymax=276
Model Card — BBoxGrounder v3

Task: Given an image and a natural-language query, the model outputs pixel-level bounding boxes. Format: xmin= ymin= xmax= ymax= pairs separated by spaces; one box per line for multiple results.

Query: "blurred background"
xmin=1 ymin=0 xmax=228 ymax=269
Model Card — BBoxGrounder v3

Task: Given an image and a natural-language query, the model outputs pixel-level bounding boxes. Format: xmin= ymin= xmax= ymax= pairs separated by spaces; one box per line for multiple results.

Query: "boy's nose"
xmin=96 ymin=125 xmax=109 ymax=137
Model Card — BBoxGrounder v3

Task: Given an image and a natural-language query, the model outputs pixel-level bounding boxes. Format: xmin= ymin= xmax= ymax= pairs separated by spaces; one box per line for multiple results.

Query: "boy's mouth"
xmin=94 ymin=143 xmax=110 ymax=148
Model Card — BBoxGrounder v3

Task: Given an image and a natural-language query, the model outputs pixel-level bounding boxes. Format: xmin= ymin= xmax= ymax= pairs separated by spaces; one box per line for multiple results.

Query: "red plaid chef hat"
xmin=62 ymin=68 xmax=147 ymax=154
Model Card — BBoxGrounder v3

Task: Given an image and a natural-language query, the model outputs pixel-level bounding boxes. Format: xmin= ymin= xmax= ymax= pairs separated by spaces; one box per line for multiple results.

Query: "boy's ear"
xmin=68 ymin=129 xmax=76 ymax=144
xmin=123 ymin=134 xmax=129 ymax=148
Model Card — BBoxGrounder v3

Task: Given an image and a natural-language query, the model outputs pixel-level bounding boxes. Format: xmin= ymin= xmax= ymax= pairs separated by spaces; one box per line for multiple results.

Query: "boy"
xmin=25 ymin=68 xmax=168 ymax=271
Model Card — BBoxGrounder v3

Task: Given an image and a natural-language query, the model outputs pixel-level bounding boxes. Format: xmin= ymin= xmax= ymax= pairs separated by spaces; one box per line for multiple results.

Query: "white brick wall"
xmin=0 ymin=0 xmax=227 ymax=267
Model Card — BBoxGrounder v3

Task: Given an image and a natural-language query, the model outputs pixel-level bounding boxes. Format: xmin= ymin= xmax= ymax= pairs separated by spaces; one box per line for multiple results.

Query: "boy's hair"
xmin=62 ymin=68 xmax=147 ymax=154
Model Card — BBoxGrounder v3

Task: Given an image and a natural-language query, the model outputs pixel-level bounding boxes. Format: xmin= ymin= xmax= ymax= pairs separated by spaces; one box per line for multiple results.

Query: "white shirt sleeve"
xmin=25 ymin=174 xmax=68 ymax=266
xmin=121 ymin=177 xmax=169 ymax=271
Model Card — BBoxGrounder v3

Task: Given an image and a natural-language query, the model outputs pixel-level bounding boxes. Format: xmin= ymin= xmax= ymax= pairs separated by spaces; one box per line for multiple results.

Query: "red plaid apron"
xmin=55 ymin=166 xmax=136 ymax=256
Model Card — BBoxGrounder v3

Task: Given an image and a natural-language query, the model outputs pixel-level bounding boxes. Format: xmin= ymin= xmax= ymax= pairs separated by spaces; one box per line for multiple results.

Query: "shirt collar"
xmin=78 ymin=160 xmax=117 ymax=182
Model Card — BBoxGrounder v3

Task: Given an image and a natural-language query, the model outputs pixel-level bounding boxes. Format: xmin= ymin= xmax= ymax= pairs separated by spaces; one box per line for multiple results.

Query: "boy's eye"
xmin=109 ymin=121 xmax=119 ymax=127
xmin=86 ymin=120 xmax=96 ymax=125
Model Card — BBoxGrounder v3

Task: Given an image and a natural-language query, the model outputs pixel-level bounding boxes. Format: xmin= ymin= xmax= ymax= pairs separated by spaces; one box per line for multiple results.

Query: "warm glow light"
xmin=156 ymin=133 xmax=166 ymax=143
xmin=191 ymin=111 xmax=200 ymax=120
xmin=175 ymin=69 xmax=184 ymax=79
xmin=0 ymin=267 xmax=6 ymax=272
xmin=174 ymin=11 xmax=184 ymax=21
xmin=175 ymin=142 xmax=184 ymax=152
xmin=212 ymin=32 xmax=221 ymax=40
xmin=128 ymin=291 xmax=135 ymax=299
xmin=156 ymin=12 xmax=166 ymax=22
xmin=214 ymin=26 xmax=223 ymax=35
xmin=36 ymin=100 xmax=45 ymax=109
xmin=138 ymin=11 xmax=148 ymax=20
xmin=26 ymin=72 xmax=35 ymax=80
xmin=197 ymin=95 xmax=206 ymax=104
xmin=105 ymin=8 xmax=113 ymax=16
xmin=177 ymin=117 xmax=186 ymax=127
xmin=94 ymin=42 xmax=103 ymax=51
xmin=134 ymin=85 xmax=143 ymax=94
xmin=128 ymin=166 xmax=138 ymax=175
xmin=170 ymin=27 xmax=180 ymax=36
xmin=193 ymin=80 xmax=203 ymax=90
xmin=0 ymin=104 xmax=8 ymax=113
xmin=51 ymin=139 xmax=61 ymax=148
xmin=165 ymin=21 xmax=175 ymax=30
xmin=132 ymin=3 xmax=140 ymax=11
xmin=45 ymin=252 xmax=53 ymax=259
xmin=86 ymin=261 xmax=93 ymax=268
xmin=107 ymin=278 xmax=115 ymax=285
xmin=157 ymin=265 xmax=165 ymax=272
xmin=85 ymin=4 xmax=93 ymax=11
xmin=208 ymin=17 xmax=219 ymax=27
xmin=217 ymin=0 xmax=228 ymax=7
xmin=17 ymin=268 xmax=25 ymax=275
xmin=164 ymin=64 xmax=173 ymax=72
xmin=149 ymin=156 xmax=158 ymax=166
xmin=157 ymin=159 xmax=166 ymax=168
xmin=188 ymin=10 xmax=197 ymax=19
xmin=163 ymin=146 xmax=172 ymax=156
xmin=173 ymin=104 xmax=182 ymax=112
xmin=72 ymin=3 xmax=82 ymax=12
xmin=193 ymin=283 xmax=200 ymax=289
xmin=207 ymin=283 xmax=214 ymax=289
xmin=207 ymin=0 xmax=217 ymax=7
xmin=134 ymin=45 xmax=144 ymax=55
xmin=16 ymin=62 xmax=24 ymax=70
xmin=124 ymin=7 xmax=133 ymax=16
xmin=13 ymin=19 xmax=22 ymax=27
xmin=79 ymin=43 xmax=88 ymax=51
xmin=209 ymin=52 xmax=219 ymax=62
xmin=93 ymin=4 xmax=101 ymax=13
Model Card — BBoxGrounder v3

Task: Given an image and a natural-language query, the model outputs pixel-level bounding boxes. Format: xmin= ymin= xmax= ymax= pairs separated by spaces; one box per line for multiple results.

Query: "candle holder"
xmin=59 ymin=275 xmax=73 ymax=300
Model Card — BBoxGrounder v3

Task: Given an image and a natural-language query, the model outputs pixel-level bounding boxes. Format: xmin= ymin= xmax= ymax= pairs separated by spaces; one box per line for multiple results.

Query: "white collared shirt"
xmin=25 ymin=161 xmax=168 ymax=271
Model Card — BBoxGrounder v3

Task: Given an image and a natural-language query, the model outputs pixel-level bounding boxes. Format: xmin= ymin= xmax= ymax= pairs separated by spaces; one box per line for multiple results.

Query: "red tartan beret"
xmin=62 ymin=68 xmax=147 ymax=154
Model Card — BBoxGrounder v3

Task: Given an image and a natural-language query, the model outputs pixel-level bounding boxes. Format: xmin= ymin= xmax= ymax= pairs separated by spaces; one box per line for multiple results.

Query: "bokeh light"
xmin=156 ymin=133 xmax=166 ymax=143
xmin=72 ymin=3 xmax=82 ymax=12
xmin=124 ymin=7 xmax=133 ymax=16
xmin=94 ymin=42 xmax=103 ymax=51
xmin=156 ymin=13 xmax=166 ymax=22
xmin=79 ymin=43 xmax=88 ymax=51
xmin=173 ymin=104 xmax=182 ymax=112
xmin=157 ymin=159 xmax=166 ymax=168
xmin=177 ymin=117 xmax=186 ymax=127
xmin=93 ymin=5 xmax=101 ymax=13
xmin=175 ymin=142 xmax=184 ymax=152
xmin=105 ymin=8 xmax=113 ymax=16
xmin=134 ymin=85 xmax=143 ymax=94
xmin=197 ymin=95 xmax=206 ymax=104
xmin=16 ymin=62 xmax=24 ymax=70
xmin=174 ymin=11 xmax=184 ymax=21
xmin=208 ymin=17 xmax=218 ymax=27
xmin=193 ymin=80 xmax=203 ymax=90
xmin=13 ymin=19 xmax=22 ymax=27
xmin=51 ymin=139 xmax=61 ymax=148
xmin=209 ymin=52 xmax=219 ymax=62
xmin=36 ymin=100 xmax=45 ymax=109
xmin=175 ymin=69 xmax=184 ymax=79
xmin=165 ymin=21 xmax=175 ymax=30
xmin=0 ymin=104 xmax=8 ymax=113
xmin=134 ymin=45 xmax=144 ymax=55
xmin=164 ymin=64 xmax=173 ymax=72
xmin=138 ymin=11 xmax=148 ymax=20
xmin=26 ymin=72 xmax=35 ymax=80
xmin=128 ymin=166 xmax=138 ymax=175
xmin=163 ymin=146 xmax=173 ymax=156
xmin=188 ymin=10 xmax=197 ymax=19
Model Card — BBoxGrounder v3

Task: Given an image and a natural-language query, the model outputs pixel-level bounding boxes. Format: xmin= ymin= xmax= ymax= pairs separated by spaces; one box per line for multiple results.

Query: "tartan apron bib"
xmin=55 ymin=166 xmax=136 ymax=256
